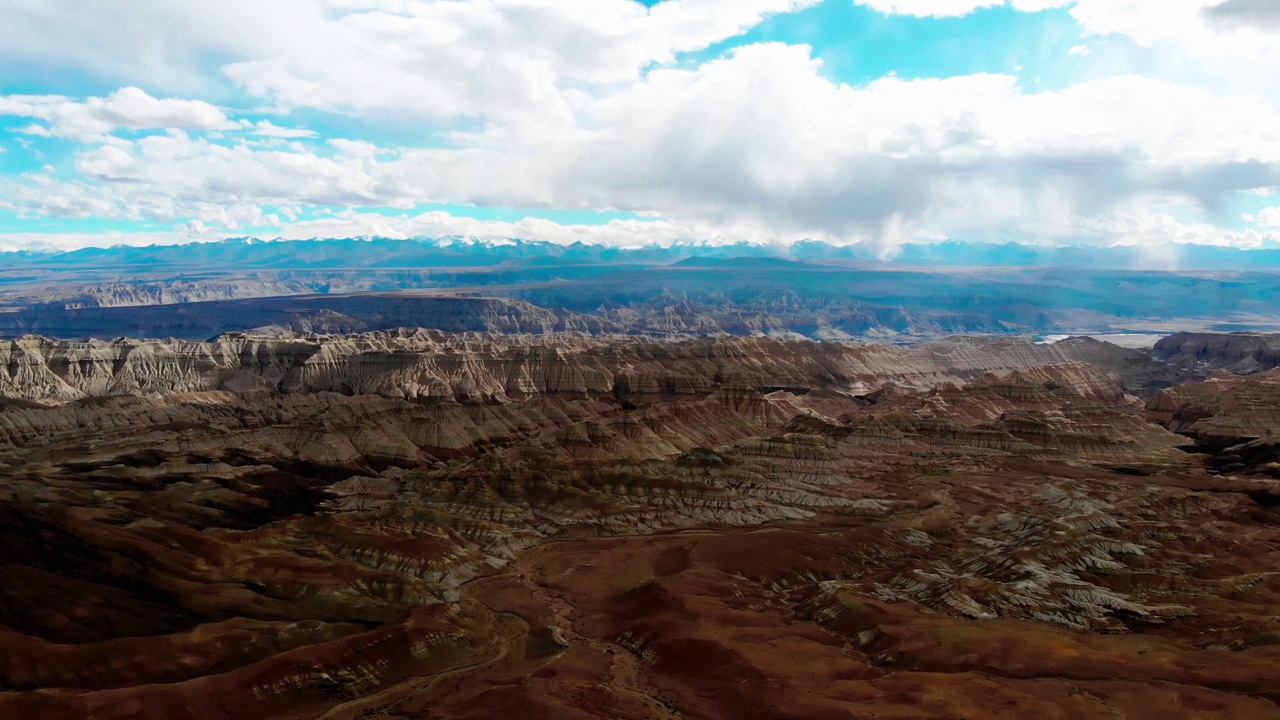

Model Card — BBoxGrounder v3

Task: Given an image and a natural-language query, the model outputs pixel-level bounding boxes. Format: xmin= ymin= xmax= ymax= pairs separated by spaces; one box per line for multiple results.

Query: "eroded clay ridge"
xmin=0 ymin=331 xmax=1171 ymax=404
xmin=0 ymin=331 xmax=1277 ymax=719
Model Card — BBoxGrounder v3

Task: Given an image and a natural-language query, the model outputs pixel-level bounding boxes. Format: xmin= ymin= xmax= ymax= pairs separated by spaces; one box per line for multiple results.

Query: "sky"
xmin=1 ymin=0 xmax=1280 ymax=253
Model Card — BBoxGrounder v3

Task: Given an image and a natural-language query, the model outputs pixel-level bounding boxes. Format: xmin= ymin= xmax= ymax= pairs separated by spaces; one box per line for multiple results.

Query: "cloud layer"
xmin=1 ymin=0 xmax=1279 ymax=251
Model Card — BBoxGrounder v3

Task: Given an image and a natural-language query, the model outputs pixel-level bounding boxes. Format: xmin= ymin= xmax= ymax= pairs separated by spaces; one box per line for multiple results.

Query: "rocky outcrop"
xmin=0 ymin=331 xmax=1277 ymax=719
xmin=1147 ymin=369 xmax=1280 ymax=436
xmin=1146 ymin=369 xmax=1280 ymax=478
xmin=1153 ymin=332 xmax=1280 ymax=375
xmin=0 ymin=331 xmax=1178 ymax=405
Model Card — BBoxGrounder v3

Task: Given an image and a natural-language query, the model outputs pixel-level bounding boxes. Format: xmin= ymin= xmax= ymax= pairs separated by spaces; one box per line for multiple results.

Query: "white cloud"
xmin=0 ymin=86 xmax=233 ymax=139
xmin=391 ymin=45 xmax=1280 ymax=239
xmin=76 ymin=145 xmax=142 ymax=181
xmin=1 ymin=0 xmax=818 ymax=121
xmin=1068 ymin=0 xmax=1280 ymax=57
xmin=248 ymin=120 xmax=318 ymax=138
xmin=7 ymin=42 xmax=1280 ymax=250
xmin=0 ymin=1 xmax=327 ymax=92
xmin=2 ymin=1 xmax=1279 ymax=253
xmin=1245 ymin=206 xmax=1280 ymax=228
xmin=0 ymin=172 xmax=119 ymax=219
xmin=4 ymin=203 xmax=1277 ymax=256
xmin=223 ymin=0 xmax=821 ymax=119
xmin=1084 ymin=207 xmax=1280 ymax=251
xmin=854 ymin=0 xmax=1070 ymax=17
xmin=856 ymin=0 xmax=1280 ymax=61
xmin=0 ymin=229 xmax=216 ymax=253
xmin=4 ymin=131 xmax=396 ymax=231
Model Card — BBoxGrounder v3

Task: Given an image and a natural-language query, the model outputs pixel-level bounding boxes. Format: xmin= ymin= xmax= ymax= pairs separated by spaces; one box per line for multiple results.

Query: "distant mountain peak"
xmin=5 ymin=236 xmax=1280 ymax=272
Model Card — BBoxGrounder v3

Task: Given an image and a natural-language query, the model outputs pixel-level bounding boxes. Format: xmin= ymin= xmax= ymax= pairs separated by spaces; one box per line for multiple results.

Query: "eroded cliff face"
xmin=1 ymin=333 xmax=1278 ymax=720
xmin=1153 ymin=332 xmax=1280 ymax=375
xmin=1146 ymin=369 xmax=1280 ymax=481
xmin=0 ymin=331 xmax=1171 ymax=404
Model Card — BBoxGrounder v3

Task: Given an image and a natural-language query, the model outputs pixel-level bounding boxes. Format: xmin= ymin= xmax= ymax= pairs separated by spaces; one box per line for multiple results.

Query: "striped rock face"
xmin=1 ymin=333 xmax=1278 ymax=720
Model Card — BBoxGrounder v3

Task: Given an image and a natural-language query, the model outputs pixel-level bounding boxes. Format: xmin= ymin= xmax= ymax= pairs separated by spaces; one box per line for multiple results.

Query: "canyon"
xmin=4 ymin=239 xmax=1280 ymax=341
xmin=0 ymin=330 xmax=1277 ymax=718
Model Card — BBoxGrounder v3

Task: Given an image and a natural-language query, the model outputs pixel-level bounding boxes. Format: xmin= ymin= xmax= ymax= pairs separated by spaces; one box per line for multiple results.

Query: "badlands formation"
xmin=0 ymin=331 xmax=1278 ymax=718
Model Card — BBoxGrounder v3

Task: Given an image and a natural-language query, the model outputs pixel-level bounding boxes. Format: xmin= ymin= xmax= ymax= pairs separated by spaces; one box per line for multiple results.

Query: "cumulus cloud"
xmin=0 ymin=0 xmax=326 ymax=92
xmin=2 ymin=0 xmax=1279 ymax=252
xmin=1069 ymin=0 xmax=1280 ymax=57
xmin=1 ymin=0 xmax=818 ymax=121
xmin=38 ymin=132 xmax=387 ymax=227
xmin=0 ymin=172 xmax=119 ymax=219
xmin=76 ymin=145 xmax=143 ymax=181
xmin=224 ymin=0 xmax=821 ymax=119
xmin=1083 ymin=206 xmax=1280 ymax=249
xmin=387 ymin=45 xmax=1280 ymax=240
xmin=0 ymin=86 xmax=233 ymax=138
xmin=1245 ymin=207 xmax=1280 ymax=228
xmin=8 ymin=42 xmax=1280 ymax=250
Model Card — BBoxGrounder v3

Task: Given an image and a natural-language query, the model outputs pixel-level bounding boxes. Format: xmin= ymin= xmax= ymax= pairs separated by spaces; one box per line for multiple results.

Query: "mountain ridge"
xmin=9 ymin=236 xmax=1280 ymax=271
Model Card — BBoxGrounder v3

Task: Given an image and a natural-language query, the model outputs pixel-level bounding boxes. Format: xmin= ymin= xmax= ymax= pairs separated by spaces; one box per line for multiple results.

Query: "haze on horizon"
xmin=2 ymin=0 xmax=1280 ymax=254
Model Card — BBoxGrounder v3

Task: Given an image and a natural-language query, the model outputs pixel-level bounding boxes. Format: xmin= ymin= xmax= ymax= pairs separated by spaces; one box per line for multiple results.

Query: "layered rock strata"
xmin=0 ymin=333 xmax=1277 ymax=719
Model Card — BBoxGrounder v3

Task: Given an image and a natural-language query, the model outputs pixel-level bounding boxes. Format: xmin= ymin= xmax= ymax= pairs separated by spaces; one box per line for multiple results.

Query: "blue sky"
xmin=1 ymin=0 xmax=1278 ymax=251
